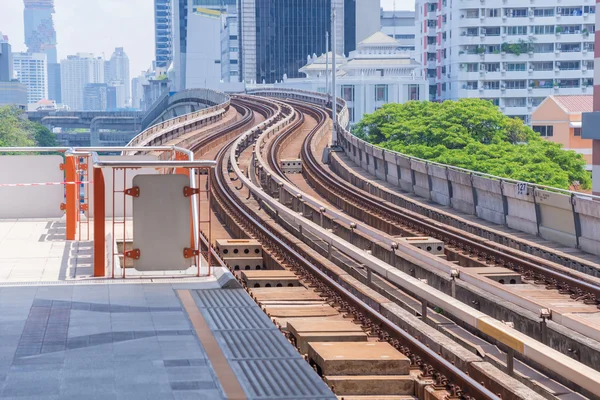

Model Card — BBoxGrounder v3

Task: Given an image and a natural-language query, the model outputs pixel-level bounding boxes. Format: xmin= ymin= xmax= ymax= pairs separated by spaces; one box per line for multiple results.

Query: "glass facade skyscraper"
xmin=23 ymin=0 xmax=59 ymax=102
xmin=240 ymin=0 xmax=349 ymax=85
xmin=252 ymin=0 xmax=331 ymax=84
xmin=23 ymin=0 xmax=57 ymax=64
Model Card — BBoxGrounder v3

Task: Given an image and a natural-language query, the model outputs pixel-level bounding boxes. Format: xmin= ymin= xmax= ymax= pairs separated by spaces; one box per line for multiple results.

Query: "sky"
xmin=0 ymin=0 xmax=413 ymax=80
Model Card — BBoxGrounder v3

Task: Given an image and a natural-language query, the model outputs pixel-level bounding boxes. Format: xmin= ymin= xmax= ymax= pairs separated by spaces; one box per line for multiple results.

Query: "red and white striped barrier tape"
xmin=0 ymin=181 xmax=92 ymax=187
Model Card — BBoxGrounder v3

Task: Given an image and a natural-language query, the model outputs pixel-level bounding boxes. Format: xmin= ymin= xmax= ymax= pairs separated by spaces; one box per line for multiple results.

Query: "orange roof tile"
xmin=551 ymin=95 xmax=593 ymax=114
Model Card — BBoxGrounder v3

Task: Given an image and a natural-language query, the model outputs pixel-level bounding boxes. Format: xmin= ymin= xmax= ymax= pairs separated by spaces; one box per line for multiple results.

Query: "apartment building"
xmin=12 ymin=52 xmax=48 ymax=104
xmin=415 ymin=1 xmax=595 ymax=122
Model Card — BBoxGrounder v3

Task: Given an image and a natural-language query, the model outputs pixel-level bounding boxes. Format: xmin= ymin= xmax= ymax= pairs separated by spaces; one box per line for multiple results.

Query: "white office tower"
xmin=60 ymin=53 xmax=104 ymax=110
xmin=415 ymin=1 xmax=595 ymax=122
xmin=380 ymin=10 xmax=416 ymax=52
xmin=108 ymin=48 xmax=130 ymax=106
xmin=221 ymin=12 xmax=239 ymax=83
xmin=109 ymin=81 xmax=127 ymax=109
xmin=12 ymin=52 xmax=48 ymax=103
xmin=131 ymin=73 xmax=150 ymax=110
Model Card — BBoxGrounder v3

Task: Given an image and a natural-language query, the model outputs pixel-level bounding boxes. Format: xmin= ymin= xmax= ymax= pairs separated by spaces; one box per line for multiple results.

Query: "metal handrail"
xmin=0 ymin=145 xmax=211 ymax=266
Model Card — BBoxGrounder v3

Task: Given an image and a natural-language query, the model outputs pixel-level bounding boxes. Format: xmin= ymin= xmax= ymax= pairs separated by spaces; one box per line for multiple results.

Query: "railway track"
xmin=261 ymin=98 xmax=600 ymax=350
xmin=204 ymin=96 xmax=507 ymax=400
xmin=177 ymin=96 xmax=516 ymax=399
xmin=152 ymin=93 xmax=600 ymax=399
xmin=258 ymin=99 xmax=600 ymax=399
xmin=229 ymin=95 xmax=594 ymax=393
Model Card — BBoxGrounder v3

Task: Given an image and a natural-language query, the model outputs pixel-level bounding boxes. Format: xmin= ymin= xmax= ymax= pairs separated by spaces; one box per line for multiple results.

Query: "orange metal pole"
xmin=65 ymin=156 xmax=78 ymax=240
xmin=93 ymin=167 xmax=106 ymax=277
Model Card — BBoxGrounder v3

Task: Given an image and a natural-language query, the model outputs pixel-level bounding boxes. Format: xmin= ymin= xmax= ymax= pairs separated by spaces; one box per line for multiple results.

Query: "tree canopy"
xmin=353 ymin=99 xmax=591 ymax=190
xmin=0 ymin=106 xmax=58 ymax=148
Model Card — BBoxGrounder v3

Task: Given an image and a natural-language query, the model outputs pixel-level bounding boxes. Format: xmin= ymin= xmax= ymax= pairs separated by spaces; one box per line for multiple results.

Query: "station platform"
xmin=0 ymin=219 xmax=335 ymax=400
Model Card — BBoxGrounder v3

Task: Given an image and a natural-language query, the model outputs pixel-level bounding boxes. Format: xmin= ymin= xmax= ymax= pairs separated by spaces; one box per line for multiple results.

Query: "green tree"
xmin=353 ymin=99 xmax=591 ymax=190
xmin=0 ymin=105 xmax=58 ymax=148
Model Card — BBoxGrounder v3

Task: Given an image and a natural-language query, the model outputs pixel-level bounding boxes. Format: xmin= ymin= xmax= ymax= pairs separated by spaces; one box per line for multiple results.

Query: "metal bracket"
xmin=60 ymin=203 xmax=66 ymax=211
xmin=183 ymin=248 xmax=200 ymax=258
xmin=80 ymin=204 xmax=88 ymax=211
xmin=59 ymin=163 xmax=66 ymax=171
xmin=124 ymin=249 xmax=140 ymax=260
xmin=183 ymin=186 xmax=200 ymax=197
xmin=78 ymin=163 xmax=88 ymax=171
xmin=124 ymin=186 xmax=140 ymax=197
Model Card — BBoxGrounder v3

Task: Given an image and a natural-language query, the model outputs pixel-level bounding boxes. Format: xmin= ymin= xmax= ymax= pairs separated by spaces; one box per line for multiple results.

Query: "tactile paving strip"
xmin=194 ymin=289 xmax=336 ymax=400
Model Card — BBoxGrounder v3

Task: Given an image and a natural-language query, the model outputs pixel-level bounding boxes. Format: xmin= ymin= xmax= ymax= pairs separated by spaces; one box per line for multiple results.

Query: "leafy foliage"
xmin=0 ymin=106 xmax=58 ymax=148
xmin=353 ymin=99 xmax=590 ymax=189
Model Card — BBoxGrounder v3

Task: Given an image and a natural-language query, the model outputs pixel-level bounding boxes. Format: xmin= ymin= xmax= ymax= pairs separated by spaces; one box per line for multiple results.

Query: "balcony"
xmin=503 ymin=105 xmax=529 ymax=115
xmin=555 ymin=68 xmax=584 ymax=78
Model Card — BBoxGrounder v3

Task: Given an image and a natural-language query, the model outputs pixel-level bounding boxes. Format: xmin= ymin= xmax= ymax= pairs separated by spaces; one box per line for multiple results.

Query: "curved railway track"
xmin=240 ymin=96 xmax=600 ymax=398
xmin=147 ymin=93 xmax=600 ymax=399
xmin=205 ymin=96 xmax=501 ymax=400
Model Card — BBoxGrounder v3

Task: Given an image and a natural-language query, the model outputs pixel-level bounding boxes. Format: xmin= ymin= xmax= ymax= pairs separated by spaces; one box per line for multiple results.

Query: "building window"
xmin=342 ymin=85 xmax=355 ymax=102
xmin=574 ymin=128 xmax=582 ymax=136
xmin=533 ymin=125 xmax=554 ymax=137
xmin=505 ymin=26 xmax=528 ymax=35
xmin=408 ymin=84 xmax=420 ymax=100
xmin=375 ymin=85 xmax=388 ymax=102
xmin=531 ymin=25 xmax=555 ymax=35
xmin=506 ymin=63 xmax=526 ymax=72
xmin=534 ymin=8 xmax=555 ymax=17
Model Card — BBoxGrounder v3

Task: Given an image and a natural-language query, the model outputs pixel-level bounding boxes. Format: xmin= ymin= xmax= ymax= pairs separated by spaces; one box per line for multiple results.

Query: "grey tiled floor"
xmin=0 ymin=283 xmax=225 ymax=400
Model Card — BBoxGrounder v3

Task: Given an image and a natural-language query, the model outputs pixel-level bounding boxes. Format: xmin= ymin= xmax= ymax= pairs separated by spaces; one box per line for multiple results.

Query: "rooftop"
xmin=358 ymin=31 xmax=402 ymax=47
xmin=551 ymin=95 xmax=593 ymax=114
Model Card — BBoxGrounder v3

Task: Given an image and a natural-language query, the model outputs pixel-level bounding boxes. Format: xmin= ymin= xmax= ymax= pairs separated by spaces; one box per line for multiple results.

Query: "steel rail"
xmin=240 ymin=95 xmax=600 ymax=395
xmin=211 ymin=101 xmax=499 ymax=400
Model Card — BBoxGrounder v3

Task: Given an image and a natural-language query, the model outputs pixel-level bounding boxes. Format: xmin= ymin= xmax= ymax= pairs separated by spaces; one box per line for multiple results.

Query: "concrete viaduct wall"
xmin=339 ymin=130 xmax=600 ymax=256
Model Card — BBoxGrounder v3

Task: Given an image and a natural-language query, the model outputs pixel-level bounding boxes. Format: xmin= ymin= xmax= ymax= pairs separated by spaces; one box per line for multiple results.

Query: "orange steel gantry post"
xmin=93 ymin=167 xmax=105 ymax=277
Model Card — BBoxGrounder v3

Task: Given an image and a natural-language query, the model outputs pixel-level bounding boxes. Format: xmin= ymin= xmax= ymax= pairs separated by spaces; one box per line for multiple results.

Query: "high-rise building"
xmin=415 ymin=1 xmax=595 ymax=122
xmin=380 ymin=10 xmax=416 ymax=53
xmin=107 ymin=47 xmax=131 ymax=106
xmin=343 ymin=0 xmax=381 ymax=54
xmin=0 ymin=33 xmax=13 ymax=82
xmin=23 ymin=0 xmax=61 ymax=102
xmin=131 ymin=70 xmax=154 ymax=110
xmin=60 ymin=53 xmax=105 ymax=110
xmin=239 ymin=0 xmax=377 ymax=84
xmin=23 ymin=0 xmax=57 ymax=63
xmin=154 ymin=0 xmax=173 ymax=69
xmin=83 ymin=83 xmax=109 ymax=111
xmin=240 ymin=0 xmax=341 ymax=84
xmin=107 ymin=81 xmax=127 ymax=109
xmin=221 ymin=12 xmax=240 ymax=82
xmin=173 ymin=2 xmax=236 ymax=90
xmin=0 ymin=34 xmax=28 ymax=108
xmin=12 ymin=52 xmax=48 ymax=104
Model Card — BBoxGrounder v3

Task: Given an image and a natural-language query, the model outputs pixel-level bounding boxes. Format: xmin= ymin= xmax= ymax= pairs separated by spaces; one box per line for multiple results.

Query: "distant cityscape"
xmin=0 ymin=0 xmax=595 ymax=134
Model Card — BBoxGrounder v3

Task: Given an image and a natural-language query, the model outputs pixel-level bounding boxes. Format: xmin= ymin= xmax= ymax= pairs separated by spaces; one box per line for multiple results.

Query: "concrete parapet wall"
xmin=337 ymin=128 xmax=600 ymax=256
